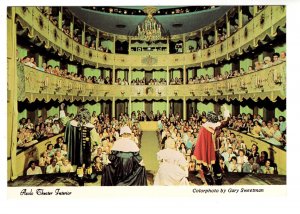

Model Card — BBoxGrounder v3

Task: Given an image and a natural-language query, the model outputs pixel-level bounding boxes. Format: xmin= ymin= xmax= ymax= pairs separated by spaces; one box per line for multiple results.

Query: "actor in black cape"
xmin=60 ymin=104 xmax=100 ymax=167
xmin=101 ymin=126 xmax=147 ymax=186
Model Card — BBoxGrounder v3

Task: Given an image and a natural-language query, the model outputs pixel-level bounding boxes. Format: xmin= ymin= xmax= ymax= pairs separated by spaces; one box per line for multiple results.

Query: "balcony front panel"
xmin=15 ymin=6 xmax=286 ymax=69
xmin=18 ymin=62 xmax=286 ymax=103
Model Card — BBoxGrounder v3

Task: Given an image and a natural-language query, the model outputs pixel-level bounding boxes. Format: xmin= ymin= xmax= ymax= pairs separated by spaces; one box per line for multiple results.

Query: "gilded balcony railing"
xmin=15 ymin=6 xmax=286 ymax=68
xmin=18 ymin=62 xmax=286 ymax=102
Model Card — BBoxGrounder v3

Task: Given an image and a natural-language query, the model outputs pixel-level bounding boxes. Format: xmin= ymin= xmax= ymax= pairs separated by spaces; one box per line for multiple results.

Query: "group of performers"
xmin=61 ymin=102 xmax=230 ymax=186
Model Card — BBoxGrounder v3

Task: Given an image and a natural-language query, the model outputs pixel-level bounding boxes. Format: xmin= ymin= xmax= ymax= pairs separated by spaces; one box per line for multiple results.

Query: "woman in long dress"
xmin=154 ymin=138 xmax=189 ymax=186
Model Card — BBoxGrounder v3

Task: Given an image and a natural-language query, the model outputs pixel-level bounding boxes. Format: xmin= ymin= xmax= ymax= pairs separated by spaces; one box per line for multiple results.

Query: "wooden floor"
xmin=7 ymin=171 xmax=286 ymax=187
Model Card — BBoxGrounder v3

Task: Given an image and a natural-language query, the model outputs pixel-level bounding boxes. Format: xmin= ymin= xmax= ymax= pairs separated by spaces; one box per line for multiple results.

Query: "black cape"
xmin=101 ymin=151 xmax=147 ymax=186
xmin=64 ymin=121 xmax=92 ymax=166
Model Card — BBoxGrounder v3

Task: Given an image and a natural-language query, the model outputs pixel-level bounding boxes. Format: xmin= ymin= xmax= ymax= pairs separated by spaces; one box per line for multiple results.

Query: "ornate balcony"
xmin=18 ymin=62 xmax=286 ymax=103
xmin=15 ymin=6 xmax=286 ymax=68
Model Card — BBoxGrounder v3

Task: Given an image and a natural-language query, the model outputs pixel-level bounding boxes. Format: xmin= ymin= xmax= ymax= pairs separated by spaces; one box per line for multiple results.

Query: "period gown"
xmin=101 ymin=137 xmax=147 ymax=186
xmin=154 ymin=147 xmax=189 ymax=186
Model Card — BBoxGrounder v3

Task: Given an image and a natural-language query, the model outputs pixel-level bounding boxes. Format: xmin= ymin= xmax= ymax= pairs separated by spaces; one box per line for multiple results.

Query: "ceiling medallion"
xmin=137 ymin=7 xmax=164 ymax=41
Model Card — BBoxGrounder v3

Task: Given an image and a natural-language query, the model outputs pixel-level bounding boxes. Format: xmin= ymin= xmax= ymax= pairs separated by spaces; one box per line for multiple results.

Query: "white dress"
xmin=154 ymin=148 xmax=189 ymax=186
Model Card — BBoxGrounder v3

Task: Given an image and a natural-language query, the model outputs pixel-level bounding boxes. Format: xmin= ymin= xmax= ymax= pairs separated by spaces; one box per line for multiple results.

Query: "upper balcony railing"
xmin=15 ymin=6 xmax=286 ymax=68
xmin=18 ymin=61 xmax=286 ymax=102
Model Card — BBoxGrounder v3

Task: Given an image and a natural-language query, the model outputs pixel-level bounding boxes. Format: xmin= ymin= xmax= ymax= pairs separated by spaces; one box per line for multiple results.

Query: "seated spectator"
xmin=54 ymin=150 xmax=63 ymax=165
xmin=24 ymin=118 xmax=34 ymax=129
xmin=218 ymin=156 xmax=228 ymax=173
xmin=46 ymin=157 xmax=60 ymax=174
xmin=258 ymin=151 xmax=268 ymax=166
xmin=250 ymin=121 xmax=262 ymax=137
xmin=222 ymin=147 xmax=236 ymax=167
xmin=39 ymin=151 xmax=51 ymax=168
xmin=228 ymin=156 xmax=239 ymax=172
xmin=262 ymin=56 xmax=273 ymax=68
xmin=92 ymin=156 xmax=103 ymax=175
xmin=46 ymin=143 xmax=56 ymax=158
xmin=248 ymin=66 xmax=254 ymax=72
xmin=267 ymin=124 xmax=283 ymax=146
xmin=254 ymin=61 xmax=262 ymax=71
xmin=278 ymin=116 xmax=286 ymax=133
xmin=54 ymin=137 xmax=64 ymax=149
xmin=45 ymin=122 xmax=54 ymax=137
xmin=237 ymin=149 xmax=248 ymax=172
xmin=280 ymin=51 xmax=286 ymax=61
xmin=243 ymin=155 xmax=260 ymax=173
xmin=26 ymin=161 xmax=43 ymax=175
xmin=52 ymin=120 xmax=61 ymax=134
xmin=272 ymin=52 xmax=281 ymax=65
xmin=260 ymin=159 xmax=274 ymax=174
xmin=247 ymin=144 xmax=259 ymax=163
xmin=61 ymin=144 xmax=68 ymax=158
xmin=60 ymin=158 xmax=74 ymax=173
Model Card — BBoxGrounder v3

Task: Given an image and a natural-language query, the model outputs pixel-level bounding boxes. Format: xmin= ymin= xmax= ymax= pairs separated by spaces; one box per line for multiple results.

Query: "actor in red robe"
xmin=193 ymin=108 xmax=230 ymax=184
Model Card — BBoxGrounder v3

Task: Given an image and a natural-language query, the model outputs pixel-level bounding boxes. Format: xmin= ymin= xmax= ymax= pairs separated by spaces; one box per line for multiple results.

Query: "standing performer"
xmin=154 ymin=138 xmax=189 ymax=185
xmin=60 ymin=103 xmax=100 ymax=168
xmin=193 ymin=107 xmax=230 ymax=184
xmin=101 ymin=126 xmax=147 ymax=186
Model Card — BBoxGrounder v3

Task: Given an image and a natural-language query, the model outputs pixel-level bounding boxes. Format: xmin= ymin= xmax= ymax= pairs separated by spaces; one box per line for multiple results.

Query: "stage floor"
xmin=7 ymin=171 xmax=286 ymax=187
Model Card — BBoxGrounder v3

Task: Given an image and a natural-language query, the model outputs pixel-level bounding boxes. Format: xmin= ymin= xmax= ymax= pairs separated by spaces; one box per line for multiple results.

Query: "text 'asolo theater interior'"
xmin=7 ymin=6 xmax=286 ymax=186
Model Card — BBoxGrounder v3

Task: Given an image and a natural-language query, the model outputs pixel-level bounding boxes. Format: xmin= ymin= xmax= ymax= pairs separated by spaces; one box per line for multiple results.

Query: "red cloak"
xmin=193 ymin=126 xmax=216 ymax=166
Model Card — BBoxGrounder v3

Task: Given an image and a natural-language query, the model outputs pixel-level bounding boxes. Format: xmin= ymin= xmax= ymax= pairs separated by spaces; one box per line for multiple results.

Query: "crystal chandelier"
xmin=137 ymin=7 xmax=162 ymax=41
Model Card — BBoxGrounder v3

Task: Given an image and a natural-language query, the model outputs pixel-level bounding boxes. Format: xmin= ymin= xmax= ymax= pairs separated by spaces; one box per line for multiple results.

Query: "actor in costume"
xmin=101 ymin=126 xmax=147 ymax=186
xmin=59 ymin=103 xmax=100 ymax=167
xmin=154 ymin=138 xmax=189 ymax=185
xmin=193 ymin=107 xmax=230 ymax=184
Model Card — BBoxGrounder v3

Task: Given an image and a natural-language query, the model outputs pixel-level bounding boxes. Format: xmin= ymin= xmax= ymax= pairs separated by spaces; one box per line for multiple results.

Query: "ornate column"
xmin=129 ymin=96 xmax=132 ymax=116
xmin=112 ymin=65 xmax=116 ymax=84
xmin=70 ymin=15 xmax=74 ymax=38
xmin=167 ymin=37 xmax=170 ymax=53
xmin=214 ymin=22 xmax=218 ymax=44
xmin=183 ymin=65 xmax=187 ymax=84
xmin=166 ymin=66 xmax=169 ymax=85
xmin=200 ymin=29 xmax=204 ymax=49
xmin=58 ymin=7 xmax=63 ymax=29
xmin=253 ymin=6 xmax=258 ymax=16
xmin=128 ymin=66 xmax=132 ymax=85
xmin=226 ymin=12 xmax=230 ymax=38
xmin=166 ymin=97 xmax=170 ymax=117
xmin=112 ymin=35 xmax=116 ymax=54
xmin=183 ymin=34 xmax=186 ymax=53
xmin=96 ymin=30 xmax=99 ymax=49
xmin=238 ymin=6 xmax=243 ymax=28
xmin=183 ymin=97 xmax=187 ymax=120
xmin=112 ymin=97 xmax=116 ymax=118
xmin=7 ymin=7 xmax=18 ymax=180
xmin=82 ymin=22 xmax=86 ymax=46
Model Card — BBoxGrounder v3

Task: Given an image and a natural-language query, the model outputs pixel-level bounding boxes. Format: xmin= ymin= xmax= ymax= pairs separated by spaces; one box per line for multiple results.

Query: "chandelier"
xmin=137 ymin=7 xmax=162 ymax=41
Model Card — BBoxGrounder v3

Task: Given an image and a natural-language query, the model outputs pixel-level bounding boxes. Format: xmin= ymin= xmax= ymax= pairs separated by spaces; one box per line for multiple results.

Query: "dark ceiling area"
xmin=67 ymin=6 xmax=232 ymax=36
